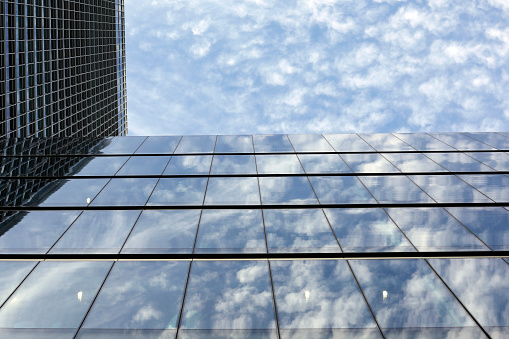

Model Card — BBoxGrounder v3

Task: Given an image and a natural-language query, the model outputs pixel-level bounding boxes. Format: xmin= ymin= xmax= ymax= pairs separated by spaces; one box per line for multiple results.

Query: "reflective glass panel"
xmin=90 ymin=178 xmax=158 ymax=206
xmin=324 ymin=209 xmax=414 ymax=252
xmin=271 ymin=260 xmax=381 ymax=338
xmin=459 ymin=174 xmax=509 ymax=202
xmin=424 ymin=153 xmax=494 ymax=172
xmin=430 ymin=133 xmax=495 ymax=150
xmin=122 ymin=210 xmax=200 ymax=254
xmin=174 ymin=135 xmax=216 ymax=154
xmin=350 ymin=259 xmax=485 ymax=338
xmin=428 ymin=258 xmax=509 ymax=338
xmin=147 ymin=178 xmax=207 ymax=206
xmin=465 ymin=152 xmax=509 ymax=171
xmin=410 ymin=175 xmax=493 ymax=203
xmin=134 ymin=136 xmax=181 ymax=154
xmin=253 ymin=134 xmax=294 ymax=153
xmin=297 ymin=154 xmax=351 ymax=174
xmin=163 ymin=155 xmax=212 ymax=175
xmin=359 ymin=176 xmax=434 ymax=203
xmin=382 ymin=153 xmax=445 ymax=172
xmin=35 ymin=178 xmax=109 ymax=207
xmin=264 ymin=209 xmax=340 ymax=253
xmin=288 ymin=134 xmax=334 ymax=152
xmin=464 ymin=132 xmax=509 ymax=150
xmin=78 ymin=261 xmax=189 ymax=338
xmin=447 ymin=207 xmax=509 ymax=250
xmin=215 ymin=135 xmax=254 ymax=153
xmin=309 ymin=176 xmax=377 ymax=204
xmin=94 ymin=136 xmax=147 ymax=154
xmin=0 ymin=261 xmax=112 ymax=338
xmin=255 ymin=154 xmax=304 ymax=174
xmin=49 ymin=210 xmax=141 ymax=254
xmin=195 ymin=209 xmax=266 ymax=253
xmin=0 ymin=261 xmax=38 ymax=305
xmin=71 ymin=156 xmax=129 ymax=176
xmin=341 ymin=154 xmax=399 ymax=173
xmin=0 ymin=211 xmax=81 ymax=253
xmin=116 ymin=156 xmax=170 ymax=176
xmin=386 ymin=208 xmax=488 ymax=251
xmin=204 ymin=177 xmax=260 ymax=205
xmin=179 ymin=260 xmax=277 ymax=338
xmin=259 ymin=177 xmax=318 ymax=205
xmin=358 ymin=133 xmax=415 ymax=151
xmin=393 ymin=133 xmax=455 ymax=151
xmin=323 ymin=134 xmax=374 ymax=152
xmin=210 ymin=155 xmax=256 ymax=174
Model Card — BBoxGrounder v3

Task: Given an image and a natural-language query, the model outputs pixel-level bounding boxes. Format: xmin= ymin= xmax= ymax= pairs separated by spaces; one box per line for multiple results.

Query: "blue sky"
xmin=124 ymin=0 xmax=509 ymax=135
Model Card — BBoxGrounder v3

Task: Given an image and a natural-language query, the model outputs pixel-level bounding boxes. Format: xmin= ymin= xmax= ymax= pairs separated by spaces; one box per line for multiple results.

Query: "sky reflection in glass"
xmin=359 ymin=133 xmax=415 ymax=151
xmin=359 ymin=176 xmax=434 ymax=203
xmin=210 ymin=155 xmax=257 ymax=174
xmin=287 ymin=134 xmax=334 ymax=152
xmin=458 ymin=174 xmax=509 ymax=203
xmin=71 ymin=156 xmax=129 ymax=176
xmin=259 ymin=177 xmax=318 ymax=205
xmin=116 ymin=156 xmax=170 ymax=175
xmin=90 ymin=178 xmax=158 ymax=206
xmin=147 ymin=178 xmax=207 ymax=206
xmin=163 ymin=155 xmax=212 ymax=175
xmin=310 ymin=176 xmax=376 ymax=204
xmin=323 ymin=134 xmax=374 ymax=152
xmin=465 ymin=152 xmax=509 ymax=171
xmin=252 ymin=135 xmax=294 ymax=153
xmin=204 ymin=177 xmax=260 ymax=205
xmin=134 ymin=136 xmax=181 ymax=154
xmin=393 ymin=133 xmax=455 ymax=151
xmin=36 ymin=178 xmax=109 ymax=207
xmin=424 ymin=153 xmax=494 ymax=172
xmin=255 ymin=154 xmax=304 ymax=174
xmin=297 ymin=154 xmax=351 ymax=174
xmin=410 ymin=175 xmax=493 ymax=203
xmin=341 ymin=154 xmax=399 ymax=173
xmin=215 ymin=135 xmax=254 ymax=153
xmin=381 ymin=153 xmax=445 ymax=172
xmin=174 ymin=135 xmax=216 ymax=154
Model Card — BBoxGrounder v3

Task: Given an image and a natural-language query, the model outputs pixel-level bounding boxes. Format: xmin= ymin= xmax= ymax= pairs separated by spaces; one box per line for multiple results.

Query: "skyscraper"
xmin=0 ymin=132 xmax=508 ymax=338
xmin=0 ymin=0 xmax=127 ymax=138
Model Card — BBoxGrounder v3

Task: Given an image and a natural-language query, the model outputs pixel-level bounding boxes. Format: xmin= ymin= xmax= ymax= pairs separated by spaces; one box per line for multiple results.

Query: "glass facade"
xmin=0 ymin=132 xmax=508 ymax=338
xmin=0 ymin=0 xmax=127 ymax=138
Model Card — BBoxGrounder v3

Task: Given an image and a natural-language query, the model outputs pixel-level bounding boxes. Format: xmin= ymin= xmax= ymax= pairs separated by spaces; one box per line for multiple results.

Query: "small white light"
xmin=382 ymin=290 xmax=388 ymax=300
xmin=77 ymin=291 xmax=83 ymax=302
xmin=304 ymin=290 xmax=310 ymax=300
xmin=86 ymin=198 xmax=91 ymax=204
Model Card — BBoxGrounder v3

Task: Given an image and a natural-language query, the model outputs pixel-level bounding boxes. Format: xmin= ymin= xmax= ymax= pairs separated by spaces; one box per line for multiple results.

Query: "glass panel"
xmin=464 ymin=132 xmax=509 ymax=150
xmin=122 ymin=210 xmax=200 ymax=254
xmin=253 ymin=134 xmax=294 ymax=153
xmin=195 ymin=209 xmax=266 ymax=253
xmin=350 ymin=259 xmax=485 ymax=338
xmin=163 ymin=155 xmax=212 ymax=175
xmin=174 ymin=135 xmax=216 ymax=154
xmin=116 ymin=156 xmax=170 ymax=176
xmin=430 ymin=133 xmax=495 ymax=150
xmin=147 ymin=178 xmax=207 ymax=206
xmin=0 ymin=261 xmax=38 ymax=305
xmin=271 ymin=260 xmax=381 ymax=338
xmin=94 ymin=136 xmax=147 ymax=154
xmin=35 ymin=178 xmax=109 ymax=207
xmin=297 ymin=154 xmax=352 ymax=174
xmin=0 ymin=261 xmax=112 ymax=338
xmin=264 ymin=209 xmax=340 ymax=253
xmin=341 ymin=154 xmax=399 ymax=173
xmin=259 ymin=177 xmax=318 ymax=205
xmin=393 ymin=133 xmax=456 ymax=151
xmin=179 ymin=261 xmax=277 ymax=338
xmin=428 ymin=258 xmax=509 ymax=338
xmin=359 ymin=176 xmax=435 ymax=203
xmin=288 ymin=134 xmax=334 ymax=152
xmin=386 ymin=208 xmax=488 ymax=251
xmin=210 ymin=155 xmax=256 ymax=174
xmin=424 ymin=153 xmax=494 ymax=172
xmin=410 ymin=175 xmax=493 ymax=203
xmin=323 ymin=134 xmax=374 ymax=152
xmin=459 ymin=174 xmax=509 ymax=203
xmin=71 ymin=156 xmax=129 ymax=176
xmin=204 ymin=177 xmax=260 ymax=205
xmin=324 ymin=209 xmax=414 ymax=252
xmin=0 ymin=211 xmax=81 ymax=253
xmin=381 ymin=153 xmax=446 ymax=172
xmin=215 ymin=135 xmax=253 ymax=153
xmin=447 ymin=207 xmax=509 ymax=250
xmin=309 ymin=176 xmax=377 ymax=204
xmin=49 ymin=210 xmax=141 ymax=254
xmin=134 ymin=136 xmax=181 ymax=154
xmin=78 ymin=261 xmax=189 ymax=338
xmin=358 ymin=133 xmax=415 ymax=151
xmin=90 ymin=178 xmax=158 ymax=206
xmin=255 ymin=154 xmax=304 ymax=174
xmin=465 ymin=152 xmax=509 ymax=171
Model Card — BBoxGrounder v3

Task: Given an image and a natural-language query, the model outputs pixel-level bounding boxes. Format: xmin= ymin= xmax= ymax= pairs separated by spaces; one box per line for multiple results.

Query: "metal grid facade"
xmin=0 ymin=0 xmax=127 ymax=138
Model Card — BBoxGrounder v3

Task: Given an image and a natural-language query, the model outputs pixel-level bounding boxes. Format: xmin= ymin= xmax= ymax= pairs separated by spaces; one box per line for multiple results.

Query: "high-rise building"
xmin=0 ymin=132 xmax=508 ymax=338
xmin=0 ymin=0 xmax=127 ymax=138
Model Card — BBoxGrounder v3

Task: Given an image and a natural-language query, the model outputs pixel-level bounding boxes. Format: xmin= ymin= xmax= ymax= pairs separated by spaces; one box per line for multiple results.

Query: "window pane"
xmin=424 ymin=153 xmax=494 ymax=172
xmin=0 ymin=261 xmax=38 ymax=305
xmin=204 ymin=177 xmax=260 ymax=205
xmin=458 ymin=174 xmax=509 ymax=203
xmin=253 ymin=135 xmax=294 ymax=153
xmin=163 ymin=155 xmax=212 ymax=175
xmin=359 ymin=176 xmax=435 ymax=203
xmin=147 ymin=178 xmax=207 ymax=206
xmin=94 ymin=136 xmax=147 ymax=154
xmin=122 ymin=210 xmax=200 ymax=254
xmin=179 ymin=261 xmax=277 ymax=338
xmin=386 ymin=208 xmax=488 ymax=251
xmin=210 ymin=155 xmax=256 ymax=174
xmin=195 ymin=209 xmax=266 ymax=253
xmin=464 ymin=132 xmax=509 ymax=150
xmin=35 ymin=178 xmax=109 ymax=207
xmin=174 ymin=135 xmax=216 ymax=154
xmin=310 ymin=176 xmax=377 ymax=204
xmin=323 ymin=134 xmax=374 ymax=152
xmin=78 ymin=261 xmax=189 ymax=338
xmin=271 ymin=260 xmax=381 ymax=338
xmin=430 ymin=133 xmax=495 ymax=150
xmin=215 ymin=135 xmax=253 ymax=153
xmin=90 ymin=178 xmax=158 ymax=206
xmin=264 ymin=209 xmax=340 ymax=253
xmin=381 ymin=153 xmax=445 ymax=172
xmin=297 ymin=154 xmax=351 ymax=174
xmin=465 ymin=152 xmax=509 ymax=171
xmin=288 ymin=134 xmax=334 ymax=152
xmin=393 ymin=133 xmax=455 ymax=151
xmin=341 ymin=154 xmax=399 ymax=173
xmin=409 ymin=175 xmax=493 ymax=203
xmin=255 ymin=154 xmax=304 ymax=174
xmin=116 ymin=156 xmax=170 ymax=176
xmin=358 ymin=133 xmax=415 ymax=151
xmin=324 ymin=209 xmax=414 ymax=252
xmin=71 ymin=156 xmax=129 ymax=176
xmin=259 ymin=177 xmax=318 ymax=205
xmin=49 ymin=210 xmax=141 ymax=254
xmin=134 ymin=136 xmax=181 ymax=154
